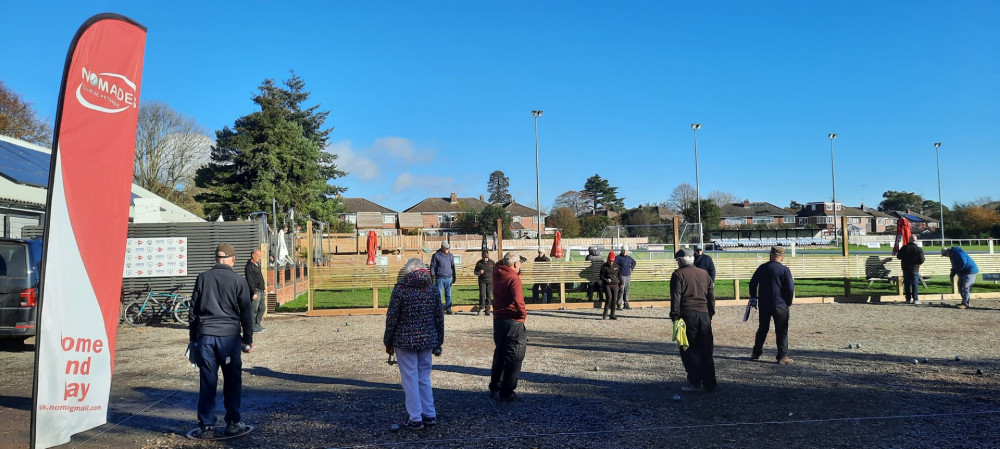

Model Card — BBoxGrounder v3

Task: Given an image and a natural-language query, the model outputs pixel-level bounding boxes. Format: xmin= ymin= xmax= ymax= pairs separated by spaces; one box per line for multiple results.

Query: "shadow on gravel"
xmin=0 ymin=394 xmax=31 ymax=411
xmin=246 ymin=366 xmax=398 ymax=389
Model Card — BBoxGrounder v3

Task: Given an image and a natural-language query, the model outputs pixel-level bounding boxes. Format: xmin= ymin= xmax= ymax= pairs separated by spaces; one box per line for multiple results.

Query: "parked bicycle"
xmin=123 ymin=284 xmax=189 ymax=325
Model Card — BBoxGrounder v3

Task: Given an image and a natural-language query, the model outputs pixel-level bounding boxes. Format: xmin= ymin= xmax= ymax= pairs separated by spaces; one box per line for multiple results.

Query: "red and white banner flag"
xmin=32 ymin=14 xmax=146 ymax=449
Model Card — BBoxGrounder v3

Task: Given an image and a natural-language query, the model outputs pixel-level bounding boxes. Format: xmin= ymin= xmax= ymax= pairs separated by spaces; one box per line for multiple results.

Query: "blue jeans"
xmin=959 ymin=273 xmax=976 ymax=306
xmin=903 ymin=271 xmax=920 ymax=303
xmin=436 ymin=276 xmax=453 ymax=310
xmin=195 ymin=335 xmax=243 ymax=427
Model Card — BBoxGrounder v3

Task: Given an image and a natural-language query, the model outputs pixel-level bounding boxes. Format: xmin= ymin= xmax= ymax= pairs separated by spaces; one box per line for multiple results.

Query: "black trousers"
xmin=678 ymin=310 xmax=716 ymax=391
xmin=603 ymin=284 xmax=619 ymax=318
xmin=490 ymin=319 xmax=526 ymax=397
xmin=753 ymin=307 xmax=789 ymax=360
xmin=587 ymin=281 xmax=605 ymax=301
xmin=478 ymin=280 xmax=493 ymax=310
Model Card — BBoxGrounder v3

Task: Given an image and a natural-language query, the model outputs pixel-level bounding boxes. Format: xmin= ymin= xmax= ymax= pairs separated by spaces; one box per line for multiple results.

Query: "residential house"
xmin=502 ymin=200 xmax=547 ymax=238
xmin=403 ymin=193 xmax=490 ymax=236
xmin=860 ymin=205 xmax=894 ymax=233
xmin=890 ymin=210 xmax=940 ymax=234
xmin=796 ymin=201 xmax=871 ymax=236
xmin=719 ymin=200 xmax=796 ymax=228
xmin=337 ymin=197 xmax=398 ymax=236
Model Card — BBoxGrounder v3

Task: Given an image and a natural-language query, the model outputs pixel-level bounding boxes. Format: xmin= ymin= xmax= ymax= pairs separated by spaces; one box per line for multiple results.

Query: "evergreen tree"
xmin=583 ymin=174 xmax=625 ymax=214
xmin=196 ymin=73 xmax=346 ymax=223
xmin=487 ymin=170 xmax=512 ymax=204
xmin=455 ymin=205 xmax=513 ymax=239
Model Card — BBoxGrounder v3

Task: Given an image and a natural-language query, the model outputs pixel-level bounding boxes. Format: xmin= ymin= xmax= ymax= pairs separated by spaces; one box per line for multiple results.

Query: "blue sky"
xmin=2 ymin=1 xmax=998 ymax=213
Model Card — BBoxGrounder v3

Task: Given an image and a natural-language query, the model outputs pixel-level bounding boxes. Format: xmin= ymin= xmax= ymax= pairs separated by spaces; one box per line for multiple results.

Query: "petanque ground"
xmin=2 ymin=299 xmax=999 ymax=449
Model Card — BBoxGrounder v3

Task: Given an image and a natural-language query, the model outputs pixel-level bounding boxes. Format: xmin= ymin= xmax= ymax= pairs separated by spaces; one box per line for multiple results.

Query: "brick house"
xmin=890 ymin=210 xmax=940 ymax=234
xmin=402 ymin=193 xmax=490 ymax=235
xmin=502 ymin=200 xmax=546 ymax=238
xmin=337 ymin=197 xmax=398 ymax=236
xmin=860 ymin=205 xmax=894 ymax=233
xmin=719 ymin=200 xmax=796 ymax=227
xmin=796 ymin=201 xmax=872 ymax=236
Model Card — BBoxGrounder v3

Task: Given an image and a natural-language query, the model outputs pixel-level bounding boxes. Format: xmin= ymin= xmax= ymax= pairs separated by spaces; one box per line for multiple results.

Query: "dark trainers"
xmin=421 ymin=415 xmax=437 ymax=426
xmin=225 ymin=421 xmax=248 ymax=435
xmin=681 ymin=384 xmax=704 ymax=392
xmin=498 ymin=392 xmax=519 ymax=402
xmin=778 ymin=357 xmax=794 ymax=365
xmin=391 ymin=420 xmax=424 ymax=431
xmin=200 ymin=426 xmax=216 ymax=439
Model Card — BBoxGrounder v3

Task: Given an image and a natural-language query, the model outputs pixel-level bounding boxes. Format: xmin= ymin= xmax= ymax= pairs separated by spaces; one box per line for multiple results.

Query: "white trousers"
xmin=395 ymin=348 xmax=436 ymax=423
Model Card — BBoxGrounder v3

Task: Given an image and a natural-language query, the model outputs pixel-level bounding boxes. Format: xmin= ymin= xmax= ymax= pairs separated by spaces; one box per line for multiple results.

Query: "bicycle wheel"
xmin=172 ymin=297 xmax=191 ymax=323
xmin=124 ymin=302 xmax=152 ymax=325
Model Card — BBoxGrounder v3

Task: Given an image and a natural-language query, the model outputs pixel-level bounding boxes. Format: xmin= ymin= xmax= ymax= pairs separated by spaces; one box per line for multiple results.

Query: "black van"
xmin=0 ymin=237 xmax=42 ymax=341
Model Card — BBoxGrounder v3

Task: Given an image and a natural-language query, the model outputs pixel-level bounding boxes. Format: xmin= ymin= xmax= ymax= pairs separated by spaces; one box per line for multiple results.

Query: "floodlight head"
xmin=934 ymin=142 xmax=941 ymax=148
xmin=532 ymin=110 xmax=543 ymax=117
xmin=691 ymin=123 xmax=701 ymax=130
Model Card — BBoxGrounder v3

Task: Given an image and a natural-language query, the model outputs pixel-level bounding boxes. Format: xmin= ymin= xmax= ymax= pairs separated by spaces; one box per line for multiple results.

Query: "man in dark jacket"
xmin=429 ymin=241 xmax=456 ymax=314
xmin=490 ymin=252 xmax=527 ymax=401
xmin=693 ymin=245 xmax=716 ymax=282
xmin=600 ymin=252 xmax=622 ymax=320
xmin=190 ymin=243 xmax=254 ymax=438
xmin=749 ymin=246 xmax=795 ymax=364
xmin=474 ymin=251 xmax=495 ymax=316
xmin=669 ymin=248 xmax=716 ymax=392
xmin=615 ymin=245 xmax=637 ymax=309
xmin=532 ymin=250 xmax=552 ymax=303
xmin=895 ymin=236 xmax=925 ymax=304
xmin=584 ymin=246 xmax=605 ymax=301
xmin=244 ymin=249 xmax=266 ymax=332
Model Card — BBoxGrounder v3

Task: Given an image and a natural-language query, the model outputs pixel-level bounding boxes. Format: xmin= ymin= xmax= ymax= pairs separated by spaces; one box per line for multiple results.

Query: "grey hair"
xmin=502 ymin=252 xmax=521 ymax=267
xmin=677 ymin=256 xmax=695 ymax=266
xmin=440 ymin=241 xmax=450 ymax=249
xmin=404 ymin=258 xmax=427 ymax=273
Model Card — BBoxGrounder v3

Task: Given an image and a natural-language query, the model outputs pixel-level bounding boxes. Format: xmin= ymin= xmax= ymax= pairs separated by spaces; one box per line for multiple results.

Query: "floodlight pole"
xmin=532 ymin=110 xmax=543 ymax=250
xmin=935 ymin=142 xmax=944 ymax=241
xmin=828 ymin=133 xmax=838 ymax=245
xmin=691 ymin=123 xmax=703 ymax=246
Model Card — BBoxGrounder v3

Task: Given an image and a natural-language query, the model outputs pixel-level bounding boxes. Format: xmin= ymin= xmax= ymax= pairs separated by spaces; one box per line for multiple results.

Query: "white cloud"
xmin=327 ymin=137 xmax=435 ymax=183
xmin=392 ymin=172 xmax=456 ymax=193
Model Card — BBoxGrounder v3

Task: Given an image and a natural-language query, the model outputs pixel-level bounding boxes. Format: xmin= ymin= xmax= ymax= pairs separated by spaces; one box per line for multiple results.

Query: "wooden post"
xmin=952 ymin=275 xmax=959 ymax=295
xmin=672 ymin=216 xmax=680 ymax=254
xmin=841 ymin=216 xmax=849 ymax=257
xmin=733 ymin=279 xmax=740 ymax=301
xmin=559 ymin=281 xmax=566 ymax=304
xmin=896 ymin=276 xmax=904 ymax=296
xmin=844 ymin=278 xmax=851 ymax=297
xmin=497 ymin=219 xmax=504 ymax=255
xmin=373 ymin=286 xmax=379 ymax=309
xmin=307 ymin=221 xmax=314 ymax=313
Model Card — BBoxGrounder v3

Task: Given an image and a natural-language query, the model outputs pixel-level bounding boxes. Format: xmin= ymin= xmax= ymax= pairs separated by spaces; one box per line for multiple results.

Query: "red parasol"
xmin=366 ymin=230 xmax=378 ymax=265
xmin=892 ymin=217 xmax=911 ymax=255
xmin=550 ymin=231 xmax=564 ymax=258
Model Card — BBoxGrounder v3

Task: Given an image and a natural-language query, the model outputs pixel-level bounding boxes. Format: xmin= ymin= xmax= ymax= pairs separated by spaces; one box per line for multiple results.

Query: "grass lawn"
xmin=276 ymin=276 xmax=1000 ymax=311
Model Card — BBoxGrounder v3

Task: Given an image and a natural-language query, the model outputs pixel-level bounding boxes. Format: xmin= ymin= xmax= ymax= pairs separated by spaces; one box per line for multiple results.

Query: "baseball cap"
xmin=694 ymin=244 xmax=703 ymax=251
xmin=770 ymin=246 xmax=784 ymax=257
xmin=216 ymin=243 xmax=236 ymax=258
xmin=675 ymin=248 xmax=693 ymax=258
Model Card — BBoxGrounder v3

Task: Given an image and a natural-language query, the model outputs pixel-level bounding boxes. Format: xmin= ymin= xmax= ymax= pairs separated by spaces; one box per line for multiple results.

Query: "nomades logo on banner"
xmin=31 ymin=14 xmax=146 ymax=449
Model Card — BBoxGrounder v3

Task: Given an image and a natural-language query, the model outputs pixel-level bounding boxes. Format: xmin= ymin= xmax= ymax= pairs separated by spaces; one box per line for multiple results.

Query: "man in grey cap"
xmin=190 ymin=243 xmax=254 ymax=438
xmin=749 ymin=246 xmax=795 ymax=364
xmin=669 ymin=248 xmax=716 ymax=392
xmin=693 ymin=244 xmax=716 ymax=282
xmin=430 ymin=241 xmax=456 ymax=314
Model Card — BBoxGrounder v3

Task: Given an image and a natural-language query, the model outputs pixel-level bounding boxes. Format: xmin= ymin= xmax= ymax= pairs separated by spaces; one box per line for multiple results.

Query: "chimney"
xmin=480 ymin=194 xmax=484 ymax=202
xmin=743 ymin=199 xmax=750 ymax=207
xmin=450 ymin=192 xmax=458 ymax=204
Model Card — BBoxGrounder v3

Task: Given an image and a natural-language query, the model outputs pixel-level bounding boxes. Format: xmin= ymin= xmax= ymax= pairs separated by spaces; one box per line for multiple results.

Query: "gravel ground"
xmin=2 ymin=299 xmax=999 ymax=449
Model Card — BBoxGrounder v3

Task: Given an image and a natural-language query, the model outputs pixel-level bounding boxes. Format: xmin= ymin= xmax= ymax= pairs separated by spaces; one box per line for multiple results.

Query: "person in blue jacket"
xmin=615 ymin=245 xmax=637 ymax=309
xmin=943 ymin=247 xmax=979 ymax=309
xmin=430 ymin=241 xmax=456 ymax=314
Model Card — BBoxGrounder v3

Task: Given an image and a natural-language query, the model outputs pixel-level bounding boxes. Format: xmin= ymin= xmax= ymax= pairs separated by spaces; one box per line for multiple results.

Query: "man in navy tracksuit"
xmin=190 ymin=243 xmax=254 ymax=438
xmin=749 ymin=246 xmax=795 ymax=364
xmin=615 ymin=246 xmax=637 ymax=309
xmin=430 ymin=241 xmax=456 ymax=314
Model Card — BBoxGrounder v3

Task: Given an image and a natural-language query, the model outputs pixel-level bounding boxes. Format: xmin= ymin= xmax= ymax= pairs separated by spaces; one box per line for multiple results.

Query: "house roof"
xmin=404 ymin=196 xmax=490 ymax=213
xmin=719 ymin=201 xmax=789 ymax=218
xmin=797 ymin=203 xmax=870 ymax=218
xmin=340 ymin=197 xmax=396 ymax=214
xmin=503 ymin=200 xmax=540 ymax=216
xmin=891 ymin=210 xmax=939 ymax=223
xmin=356 ymin=212 xmax=385 ymax=228
xmin=863 ymin=208 xmax=894 ymax=218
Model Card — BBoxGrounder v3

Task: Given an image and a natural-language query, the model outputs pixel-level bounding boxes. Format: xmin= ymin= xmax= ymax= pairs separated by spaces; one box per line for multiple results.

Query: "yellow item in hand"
xmin=672 ymin=319 xmax=689 ymax=350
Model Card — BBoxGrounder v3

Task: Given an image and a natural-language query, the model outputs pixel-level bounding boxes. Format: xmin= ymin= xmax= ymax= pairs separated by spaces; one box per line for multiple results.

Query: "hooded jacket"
xmin=384 ymin=269 xmax=445 ymax=351
xmin=585 ymin=247 xmax=603 ymax=262
xmin=896 ymin=242 xmax=925 ymax=274
xmin=600 ymin=253 xmax=622 ymax=286
xmin=947 ymin=247 xmax=980 ymax=277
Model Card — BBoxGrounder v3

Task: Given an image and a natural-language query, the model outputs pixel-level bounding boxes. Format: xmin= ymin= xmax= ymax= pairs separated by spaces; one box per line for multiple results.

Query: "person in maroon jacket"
xmin=489 ymin=252 xmax=527 ymax=401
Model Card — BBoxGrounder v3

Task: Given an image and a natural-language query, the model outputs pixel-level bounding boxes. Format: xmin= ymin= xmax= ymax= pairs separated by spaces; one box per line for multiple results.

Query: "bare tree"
xmin=552 ymin=190 xmax=593 ymax=216
xmin=664 ymin=183 xmax=697 ymax=211
xmin=708 ymin=190 xmax=740 ymax=206
xmin=134 ymin=101 xmax=210 ymax=202
xmin=0 ymin=80 xmax=52 ymax=145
